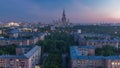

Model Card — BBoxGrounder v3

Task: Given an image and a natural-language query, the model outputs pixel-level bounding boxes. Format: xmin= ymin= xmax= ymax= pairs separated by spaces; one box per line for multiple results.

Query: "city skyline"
xmin=0 ymin=0 xmax=120 ymax=23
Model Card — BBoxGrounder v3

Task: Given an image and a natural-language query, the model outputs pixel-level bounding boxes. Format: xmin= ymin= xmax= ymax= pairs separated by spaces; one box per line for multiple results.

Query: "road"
xmin=42 ymin=53 xmax=49 ymax=64
xmin=62 ymin=54 xmax=67 ymax=68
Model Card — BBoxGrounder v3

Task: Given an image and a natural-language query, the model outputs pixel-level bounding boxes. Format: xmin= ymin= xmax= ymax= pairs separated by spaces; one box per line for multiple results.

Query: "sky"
xmin=0 ymin=0 xmax=120 ymax=23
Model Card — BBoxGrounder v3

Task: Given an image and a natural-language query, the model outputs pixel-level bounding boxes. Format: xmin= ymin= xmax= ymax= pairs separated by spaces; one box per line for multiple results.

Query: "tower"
xmin=54 ymin=9 xmax=70 ymax=27
xmin=61 ymin=9 xmax=67 ymax=23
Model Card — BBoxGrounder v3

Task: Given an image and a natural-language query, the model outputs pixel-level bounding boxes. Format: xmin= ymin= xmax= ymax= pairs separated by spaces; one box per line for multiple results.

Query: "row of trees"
xmin=38 ymin=30 xmax=75 ymax=68
xmin=41 ymin=53 xmax=62 ymax=68
xmin=0 ymin=44 xmax=17 ymax=55
xmin=95 ymin=45 xmax=119 ymax=56
xmin=38 ymin=31 xmax=74 ymax=53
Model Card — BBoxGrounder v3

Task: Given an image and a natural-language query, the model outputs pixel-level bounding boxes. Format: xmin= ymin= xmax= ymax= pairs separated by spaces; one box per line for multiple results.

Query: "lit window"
xmin=112 ymin=62 xmax=114 ymax=65
xmin=35 ymin=66 xmax=40 ymax=68
xmin=16 ymin=59 xmax=19 ymax=62
xmin=118 ymin=63 xmax=120 ymax=65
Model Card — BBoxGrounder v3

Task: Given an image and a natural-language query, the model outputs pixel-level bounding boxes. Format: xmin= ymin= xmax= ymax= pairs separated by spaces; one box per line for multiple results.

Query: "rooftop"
xmin=0 ymin=32 xmax=45 ymax=40
xmin=70 ymin=46 xmax=120 ymax=60
xmin=0 ymin=45 xmax=41 ymax=59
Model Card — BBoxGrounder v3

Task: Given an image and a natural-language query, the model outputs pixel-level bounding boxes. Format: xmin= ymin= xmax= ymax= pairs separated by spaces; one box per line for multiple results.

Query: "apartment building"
xmin=70 ymin=46 xmax=120 ymax=68
xmin=0 ymin=45 xmax=41 ymax=68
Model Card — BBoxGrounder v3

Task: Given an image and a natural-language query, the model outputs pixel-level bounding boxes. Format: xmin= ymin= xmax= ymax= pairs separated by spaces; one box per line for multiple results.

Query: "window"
xmin=16 ymin=59 xmax=19 ymax=62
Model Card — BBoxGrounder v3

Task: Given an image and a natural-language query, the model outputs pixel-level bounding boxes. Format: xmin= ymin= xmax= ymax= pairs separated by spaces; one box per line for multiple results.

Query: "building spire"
xmin=63 ymin=9 xmax=66 ymax=17
xmin=62 ymin=9 xmax=66 ymax=23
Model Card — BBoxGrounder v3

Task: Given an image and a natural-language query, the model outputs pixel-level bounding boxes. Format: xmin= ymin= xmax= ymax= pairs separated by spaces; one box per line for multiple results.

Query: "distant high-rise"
xmin=53 ymin=9 xmax=71 ymax=27
xmin=62 ymin=9 xmax=67 ymax=23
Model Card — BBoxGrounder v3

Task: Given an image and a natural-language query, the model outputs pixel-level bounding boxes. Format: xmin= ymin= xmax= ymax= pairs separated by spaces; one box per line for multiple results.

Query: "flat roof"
xmin=0 ymin=46 xmax=41 ymax=59
xmin=70 ymin=46 xmax=120 ymax=60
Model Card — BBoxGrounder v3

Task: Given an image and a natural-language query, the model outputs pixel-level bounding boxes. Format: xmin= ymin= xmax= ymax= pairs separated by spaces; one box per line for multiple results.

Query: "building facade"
xmin=0 ymin=33 xmax=46 ymax=46
xmin=72 ymin=32 xmax=120 ymax=48
xmin=53 ymin=10 xmax=71 ymax=27
xmin=0 ymin=45 xmax=41 ymax=68
xmin=70 ymin=46 xmax=120 ymax=68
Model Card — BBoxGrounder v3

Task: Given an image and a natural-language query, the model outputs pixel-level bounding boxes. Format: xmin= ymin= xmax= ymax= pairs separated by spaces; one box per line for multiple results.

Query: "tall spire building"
xmin=53 ymin=9 xmax=70 ymax=27
xmin=62 ymin=9 xmax=67 ymax=23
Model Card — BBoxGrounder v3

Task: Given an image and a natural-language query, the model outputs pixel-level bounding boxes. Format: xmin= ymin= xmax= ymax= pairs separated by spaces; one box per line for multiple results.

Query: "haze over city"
xmin=0 ymin=0 xmax=120 ymax=23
